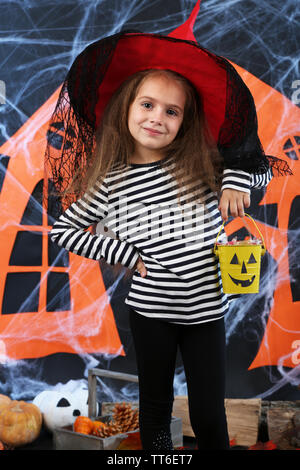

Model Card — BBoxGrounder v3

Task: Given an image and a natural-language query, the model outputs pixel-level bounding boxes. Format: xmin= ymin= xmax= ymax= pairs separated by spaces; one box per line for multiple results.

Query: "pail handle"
xmin=214 ymin=213 xmax=266 ymax=256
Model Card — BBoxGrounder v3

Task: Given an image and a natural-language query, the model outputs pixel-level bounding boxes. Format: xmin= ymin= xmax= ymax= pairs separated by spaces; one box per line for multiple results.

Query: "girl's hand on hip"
xmin=135 ymin=257 xmax=147 ymax=277
xmin=218 ymin=188 xmax=250 ymax=222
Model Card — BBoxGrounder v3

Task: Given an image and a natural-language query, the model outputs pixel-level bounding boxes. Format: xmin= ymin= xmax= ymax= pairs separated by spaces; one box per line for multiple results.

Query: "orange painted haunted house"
xmin=227 ymin=64 xmax=300 ymax=370
xmin=0 ymin=90 xmax=124 ymax=360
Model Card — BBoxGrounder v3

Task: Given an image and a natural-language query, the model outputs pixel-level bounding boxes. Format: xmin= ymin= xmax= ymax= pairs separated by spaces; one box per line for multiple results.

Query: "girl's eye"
xmin=166 ymin=109 xmax=178 ymax=117
xmin=142 ymin=102 xmax=152 ymax=109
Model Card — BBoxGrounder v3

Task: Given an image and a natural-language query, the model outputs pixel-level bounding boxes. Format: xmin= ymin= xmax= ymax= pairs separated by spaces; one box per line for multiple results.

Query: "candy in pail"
xmin=213 ymin=214 xmax=266 ymax=294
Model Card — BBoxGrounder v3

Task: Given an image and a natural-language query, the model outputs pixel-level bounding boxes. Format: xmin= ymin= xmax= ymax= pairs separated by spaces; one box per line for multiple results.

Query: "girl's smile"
xmin=143 ymin=127 xmax=164 ymax=136
xmin=128 ymin=74 xmax=186 ymax=163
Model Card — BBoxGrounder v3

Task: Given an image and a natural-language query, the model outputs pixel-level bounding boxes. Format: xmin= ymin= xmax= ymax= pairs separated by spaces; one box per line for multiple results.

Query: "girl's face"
xmin=127 ymin=74 xmax=186 ymax=160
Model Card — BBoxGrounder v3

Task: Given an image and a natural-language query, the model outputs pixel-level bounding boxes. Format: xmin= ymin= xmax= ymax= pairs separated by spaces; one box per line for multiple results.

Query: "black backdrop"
xmin=0 ymin=0 xmax=299 ymax=404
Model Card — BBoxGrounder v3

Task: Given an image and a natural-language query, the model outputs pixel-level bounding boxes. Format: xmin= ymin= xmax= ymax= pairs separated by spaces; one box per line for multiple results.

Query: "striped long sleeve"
xmin=50 ymin=180 xmax=140 ymax=269
xmin=221 ymin=167 xmax=273 ymax=193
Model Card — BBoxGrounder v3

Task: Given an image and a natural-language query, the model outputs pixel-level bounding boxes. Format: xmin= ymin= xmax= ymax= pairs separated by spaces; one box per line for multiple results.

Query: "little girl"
xmin=46 ymin=29 xmax=290 ymax=450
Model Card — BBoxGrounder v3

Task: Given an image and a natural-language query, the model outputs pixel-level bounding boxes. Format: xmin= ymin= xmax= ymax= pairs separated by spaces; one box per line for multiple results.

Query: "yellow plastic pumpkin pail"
xmin=213 ymin=214 xmax=266 ymax=294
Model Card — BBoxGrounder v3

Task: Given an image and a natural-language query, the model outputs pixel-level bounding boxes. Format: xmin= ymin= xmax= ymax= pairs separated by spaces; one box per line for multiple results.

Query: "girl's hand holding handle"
xmin=218 ymin=188 xmax=251 ymax=222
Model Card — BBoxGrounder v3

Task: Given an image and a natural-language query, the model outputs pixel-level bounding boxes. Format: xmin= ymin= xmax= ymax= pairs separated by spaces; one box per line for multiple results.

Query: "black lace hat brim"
xmin=45 ymin=30 xmax=292 ymax=213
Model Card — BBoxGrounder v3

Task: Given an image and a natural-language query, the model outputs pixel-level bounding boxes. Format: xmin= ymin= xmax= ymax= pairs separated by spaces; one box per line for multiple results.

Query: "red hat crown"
xmin=168 ymin=0 xmax=201 ymax=42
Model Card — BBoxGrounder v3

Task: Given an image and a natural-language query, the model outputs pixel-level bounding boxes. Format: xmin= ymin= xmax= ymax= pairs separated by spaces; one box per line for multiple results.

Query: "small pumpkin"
xmin=0 ymin=400 xmax=42 ymax=447
xmin=73 ymin=416 xmax=94 ymax=435
xmin=92 ymin=419 xmax=106 ymax=434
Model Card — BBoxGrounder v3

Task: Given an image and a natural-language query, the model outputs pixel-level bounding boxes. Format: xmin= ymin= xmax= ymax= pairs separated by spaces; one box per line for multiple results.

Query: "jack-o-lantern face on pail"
xmin=216 ymin=244 xmax=264 ymax=294
xmin=228 ymin=250 xmax=258 ymax=289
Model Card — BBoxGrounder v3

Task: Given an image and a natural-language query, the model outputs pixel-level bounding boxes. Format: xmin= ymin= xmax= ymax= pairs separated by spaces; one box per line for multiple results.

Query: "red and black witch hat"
xmin=45 ymin=0 xmax=291 ymax=210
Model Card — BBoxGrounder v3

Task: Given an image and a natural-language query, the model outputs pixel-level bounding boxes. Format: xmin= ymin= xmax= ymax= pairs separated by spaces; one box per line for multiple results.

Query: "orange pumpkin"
xmin=0 ymin=400 xmax=42 ymax=447
xmin=92 ymin=420 xmax=106 ymax=434
xmin=73 ymin=416 xmax=94 ymax=435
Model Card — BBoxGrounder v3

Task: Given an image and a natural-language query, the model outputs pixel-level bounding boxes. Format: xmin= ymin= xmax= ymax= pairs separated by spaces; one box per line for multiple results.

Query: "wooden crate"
xmin=53 ymin=415 xmax=182 ymax=450
xmin=54 ymin=368 xmax=183 ymax=450
xmin=53 ymin=414 xmax=132 ymax=450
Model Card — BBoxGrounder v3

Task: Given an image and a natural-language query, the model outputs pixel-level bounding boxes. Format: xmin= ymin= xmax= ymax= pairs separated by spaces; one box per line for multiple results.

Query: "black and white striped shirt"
xmin=50 ymin=156 xmax=272 ymax=324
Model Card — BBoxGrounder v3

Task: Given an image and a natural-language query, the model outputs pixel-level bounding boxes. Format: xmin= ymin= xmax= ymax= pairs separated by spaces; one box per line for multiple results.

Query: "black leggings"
xmin=129 ymin=308 xmax=229 ymax=451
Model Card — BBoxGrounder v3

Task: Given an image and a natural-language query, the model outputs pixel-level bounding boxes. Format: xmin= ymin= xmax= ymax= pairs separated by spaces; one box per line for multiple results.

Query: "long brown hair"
xmin=69 ymin=69 xmax=224 ymax=278
xmin=71 ymin=68 xmax=223 ymax=204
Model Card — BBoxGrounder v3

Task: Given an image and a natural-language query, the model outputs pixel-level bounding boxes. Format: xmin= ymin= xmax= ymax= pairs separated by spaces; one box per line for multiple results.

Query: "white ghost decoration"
xmin=33 ymin=388 xmax=97 ymax=432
